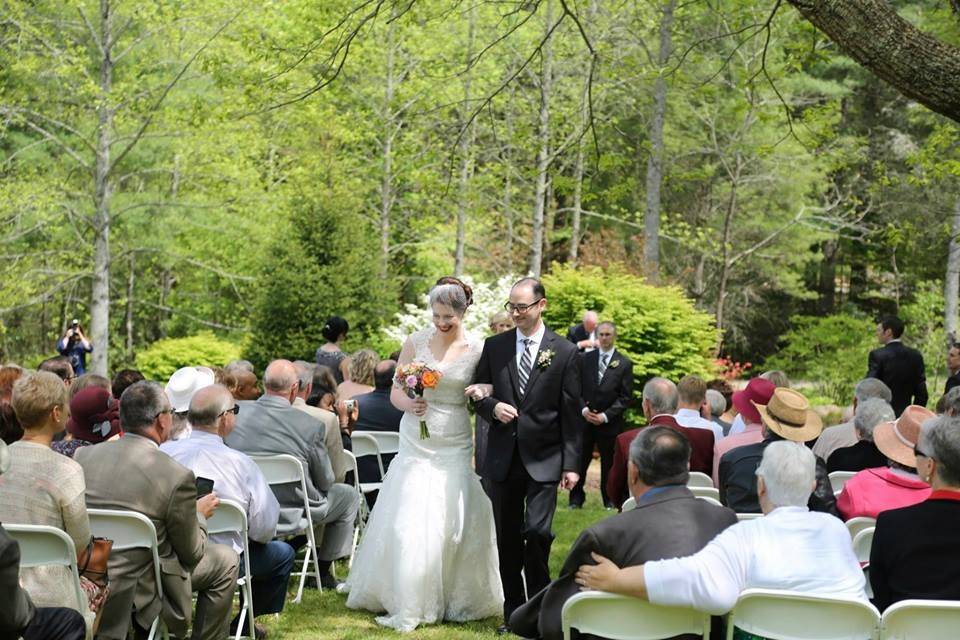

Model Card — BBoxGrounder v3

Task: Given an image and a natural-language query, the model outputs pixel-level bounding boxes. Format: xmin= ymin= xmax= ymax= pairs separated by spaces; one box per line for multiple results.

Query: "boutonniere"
xmin=536 ymin=349 xmax=555 ymax=369
xmin=609 ymin=359 xmax=621 ymax=369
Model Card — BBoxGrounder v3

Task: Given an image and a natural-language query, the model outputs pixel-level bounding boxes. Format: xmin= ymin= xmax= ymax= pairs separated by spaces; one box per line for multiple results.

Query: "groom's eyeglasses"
xmin=504 ymin=298 xmax=543 ymax=314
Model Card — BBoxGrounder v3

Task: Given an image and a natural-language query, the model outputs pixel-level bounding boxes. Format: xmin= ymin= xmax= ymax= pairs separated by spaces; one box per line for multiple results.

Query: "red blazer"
xmin=607 ymin=414 xmax=715 ymax=509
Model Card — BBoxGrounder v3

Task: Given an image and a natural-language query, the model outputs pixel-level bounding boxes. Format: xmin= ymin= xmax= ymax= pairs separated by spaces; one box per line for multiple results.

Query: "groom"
xmin=474 ymin=277 xmax=583 ymax=632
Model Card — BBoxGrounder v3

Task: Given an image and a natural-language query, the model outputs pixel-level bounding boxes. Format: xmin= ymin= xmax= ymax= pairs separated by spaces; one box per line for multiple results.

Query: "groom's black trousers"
xmin=485 ymin=444 xmax=558 ymax=622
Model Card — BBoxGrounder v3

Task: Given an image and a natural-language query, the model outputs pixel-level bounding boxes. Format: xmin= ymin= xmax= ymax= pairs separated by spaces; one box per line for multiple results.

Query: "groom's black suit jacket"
xmin=475 ymin=326 xmax=582 ymax=483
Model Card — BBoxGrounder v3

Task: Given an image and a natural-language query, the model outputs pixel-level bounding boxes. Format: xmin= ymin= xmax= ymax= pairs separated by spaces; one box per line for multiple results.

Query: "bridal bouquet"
xmin=395 ymin=362 xmax=443 ymax=439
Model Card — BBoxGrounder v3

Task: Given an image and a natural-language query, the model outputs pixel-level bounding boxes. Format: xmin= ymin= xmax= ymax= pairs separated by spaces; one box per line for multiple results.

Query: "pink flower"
xmin=405 ymin=375 xmax=418 ymax=388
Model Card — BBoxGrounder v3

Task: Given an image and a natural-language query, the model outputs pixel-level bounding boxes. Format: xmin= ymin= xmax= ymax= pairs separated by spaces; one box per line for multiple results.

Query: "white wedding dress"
xmin=345 ymin=328 xmax=504 ymax=632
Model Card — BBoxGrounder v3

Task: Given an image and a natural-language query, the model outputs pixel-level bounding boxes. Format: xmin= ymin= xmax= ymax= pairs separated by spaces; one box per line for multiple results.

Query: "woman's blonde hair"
xmin=348 ymin=349 xmax=379 ymax=387
xmin=11 ymin=371 xmax=67 ymax=429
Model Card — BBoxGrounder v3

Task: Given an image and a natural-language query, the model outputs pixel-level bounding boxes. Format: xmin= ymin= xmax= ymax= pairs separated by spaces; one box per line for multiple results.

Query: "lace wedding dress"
xmin=345 ymin=328 xmax=504 ymax=632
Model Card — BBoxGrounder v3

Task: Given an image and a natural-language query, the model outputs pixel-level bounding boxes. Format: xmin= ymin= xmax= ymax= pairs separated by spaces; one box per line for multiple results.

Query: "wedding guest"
xmin=759 ymin=370 xmax=789 ymax=388
xmin=226 ymin=360 xmax=359 ymax=589
xmin=814 ymin=378 xmax=893 ymax=461
xmin=0 ymin=372 xmax=101 ymax=631
xmin=945 ymin=343 xmax=960 ymax=394
xmin=224 ymin=363 xmax=260 ymax=401
xmin=941 ymin=386 xmax=960 ymax=416
xmin=488 ymin=310 xmax=514 ymax=334
xmin=293 ymin=361 xmax=349 ymax=483
xmin=38 ymin=356 xmax=74 ymax=385
xmin=510 ymin=426 xmax=736 ymax=640
xmin=871 ymin=415 xmax=960 ymax=610
xmin=712 ymin=377 xmax=775 ymax=485
xmin=707 ymin=379 xmax=736 ymax=433
xmin=718 ymin=388 xmax=837 ymax=515
xmin=706 ymin=389 xmax=729 ymax=432
xmin=0 ymin=440 xmax=87 ymax=640
xmin=354 ymin=360 xmax=403 ymax=482
xmin=51 ymin=386 xmax=121 ymax=459
xmin=56 ymin=322 xmax=92 ymax=376
xmin=225 ymin=359 xmax=255 ymax=373
xmin=576 ymin=442 xmax=866 ymax=616
xmin=316 ymin=316 xmax=350 ymax=384
xmin=0 ymin=364 xmax=23 ymax=402
xmin=837 ymin=405 xmax=933 ymax=520
xmin=164 ymin=366 xmax=215 ymax=441
xmin=867 ymin=315 xmax=928 ymax=416
xmin=566 ymin=310 xmax=598 ymax=352
xmin=308 ymin=365 xmax=359 ymax=451
xmin=338 ymin=349 xmax=378 ymax=400
xmin=162 ymin=384 xmax=293 ymax=638
xmin=674 ymin=375 xmax=724 ymax=442
xmin=826 ymin=398 xmax=894 ymax=473
xmin=77 ymin=380 xmax=239 ymax=640
xmin=68 ymin=372 xmax=110 ymax=400
xmin=111 ymin=368 xmax=144 ymax=401
xmin=0 ymin=365 xmax=24 ymax=444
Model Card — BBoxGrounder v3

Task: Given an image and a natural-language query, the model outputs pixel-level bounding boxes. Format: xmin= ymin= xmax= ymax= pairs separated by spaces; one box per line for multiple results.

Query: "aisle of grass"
xmin=260 ymin=493 xmax=611 ymax=639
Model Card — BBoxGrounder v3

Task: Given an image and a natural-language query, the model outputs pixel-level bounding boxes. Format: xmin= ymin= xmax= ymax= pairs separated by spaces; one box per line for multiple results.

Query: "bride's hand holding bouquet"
xmin=395 ymin=362 xmax=443 ymax=439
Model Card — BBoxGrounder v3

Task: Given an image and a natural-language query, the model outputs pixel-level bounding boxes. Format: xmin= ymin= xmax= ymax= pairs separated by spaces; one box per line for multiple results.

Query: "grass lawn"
xmin=259 ymin=492 xmax=611 ymax=639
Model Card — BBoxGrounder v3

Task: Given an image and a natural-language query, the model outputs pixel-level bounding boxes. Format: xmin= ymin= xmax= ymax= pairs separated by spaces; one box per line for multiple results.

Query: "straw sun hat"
xmin=754 ymin=387 xmax=823 ymax=443
xmin=873 ymin=405 xmax=936 ymax=468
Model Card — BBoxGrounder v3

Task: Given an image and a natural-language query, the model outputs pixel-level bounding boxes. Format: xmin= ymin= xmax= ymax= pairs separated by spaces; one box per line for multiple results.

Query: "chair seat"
xmin=360 ymin=482 xmax=382 ymax=494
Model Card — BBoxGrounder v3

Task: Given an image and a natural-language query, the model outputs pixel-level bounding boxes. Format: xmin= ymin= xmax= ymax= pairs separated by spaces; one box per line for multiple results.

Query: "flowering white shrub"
xmin=383 ymin=274 xmax=521 ymax=344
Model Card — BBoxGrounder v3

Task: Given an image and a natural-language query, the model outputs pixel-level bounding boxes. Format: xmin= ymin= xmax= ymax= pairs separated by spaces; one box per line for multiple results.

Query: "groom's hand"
xmin=560 ymin=472 xmax=580 ymax=490
xmin=493 ymin=402 xmax=519 ymax=423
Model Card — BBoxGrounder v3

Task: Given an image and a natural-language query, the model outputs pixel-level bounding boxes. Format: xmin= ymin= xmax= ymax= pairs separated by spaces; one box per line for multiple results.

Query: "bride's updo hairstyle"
xmin=430 ymin=276 xmax=473 ymax=316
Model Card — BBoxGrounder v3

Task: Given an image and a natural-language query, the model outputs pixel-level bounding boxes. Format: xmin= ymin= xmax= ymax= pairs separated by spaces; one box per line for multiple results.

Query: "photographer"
xmin=56 ymin=320 xmax=92 ymax=376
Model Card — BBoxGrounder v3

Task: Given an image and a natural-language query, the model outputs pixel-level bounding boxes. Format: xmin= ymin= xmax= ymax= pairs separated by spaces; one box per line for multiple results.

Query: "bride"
xmin=345 ymin=277 xmax=504 ymax=631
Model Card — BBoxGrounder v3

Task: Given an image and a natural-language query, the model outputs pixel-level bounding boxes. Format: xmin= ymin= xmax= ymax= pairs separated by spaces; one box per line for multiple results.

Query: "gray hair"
xmin=854 ymin=378 xmax=893 ymax=404
xmin=706 ymin=389 xmax=727 ymax=417
xmin=429 ymin=283 xmax=470 ymax=316
xmin=188 ymin=385 xmax=233 ymax=429
xmin=628 ymin=426 xmax=690 ymax=486
xmin=293 ymin=361 xmax=315 ymax=389
xmin=263 ymin=360 xmax=297 ymax=393
xmin=759 ymin=370 xmax=790 ymax=388
xmin=642 ymin=377 xmax=678 ymax=415
xmin=225 ymin=359 xmax=254 ymax=374
xmin=597 ymin=320 xmax=616 ymax=333
xmin=942 ymin=387 xmax=960 ymax=417
xmin=755 ymin=441 xmax=816 ymax=508
xmin=854 ymin=398 xmax=895 ymax=441
xmin=920 ymin=415 xmax=960 ymax=486
xmin=119 ymin=380 xmax=168 ymax=434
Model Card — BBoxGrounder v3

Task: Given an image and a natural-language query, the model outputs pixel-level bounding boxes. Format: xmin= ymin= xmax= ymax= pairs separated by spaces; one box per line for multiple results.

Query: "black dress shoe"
xmin=496 ymin=623 xmax=511 ymax=635
xmin=320 ymin=573 xmax=344 ymax=590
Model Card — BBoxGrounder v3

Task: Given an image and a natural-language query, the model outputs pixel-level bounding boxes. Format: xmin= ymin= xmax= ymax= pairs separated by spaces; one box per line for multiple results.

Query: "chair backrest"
xmin=846 ymin=516 xmax=877 ymax=540
xmin=5 ymin=524 xmax=87 ymax=615
xmin=249 ymin=453 xmax=306 ymax=486
xmin=698 ymin=495 xmax=722 ymax=507
xmin=350 ymin=432 xmax=381 ymax=459
xmin=830 ymin=471 xmax=857 ymax=495
xmin=689 ymin=485 xmax=721 ymax=501
xmin=621 ymin=496 xmax=636 ymax=512
xmin=87 ymin=508 xmax=164 ymax=600
xmin=206 ymin=499 xmax=248 ymax=538
xmin=880 ymin=599 xmax=960 ymax=640
xmin=354 ymin=430 xmax=400 ymax=455
xmin=688 ymin=471 xmax=714 ymax=488
xmin=737 ymin=512 xmax=764 ymax=521
xmin=726 ymin=588 xmax=880 ymax=640
xmin=852 ymin=526 xmax=875 ymax=564
xmin=562 ymin=591 xmax=710 ymax=640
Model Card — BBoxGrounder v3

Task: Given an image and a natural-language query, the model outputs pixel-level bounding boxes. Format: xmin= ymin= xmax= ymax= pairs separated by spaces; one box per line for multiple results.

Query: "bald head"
xmin=264 ymin=360 xmax=298 ymax=395
xmin=583 ymin=310 xmax=599 ymax=332
xmin=188 ymin=384 xmax=234 ymax=431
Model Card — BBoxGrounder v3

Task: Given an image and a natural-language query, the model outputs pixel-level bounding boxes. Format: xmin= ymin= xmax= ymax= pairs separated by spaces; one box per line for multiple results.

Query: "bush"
xmin=136 ymin=332 xmax=242 ymax=382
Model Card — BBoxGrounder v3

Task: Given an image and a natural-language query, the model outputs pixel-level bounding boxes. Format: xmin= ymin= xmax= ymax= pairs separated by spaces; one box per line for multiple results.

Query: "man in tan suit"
xmin=76 ymin=381 xmax=238 ymax=640
xmin=292 ymin=360 xmax=349 ymax=483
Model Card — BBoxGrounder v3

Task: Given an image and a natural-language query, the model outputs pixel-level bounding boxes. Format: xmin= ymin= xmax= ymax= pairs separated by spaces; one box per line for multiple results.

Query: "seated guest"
xmin=674 ymin=374 xmax=724 ymax=442
xmin=354 ymin=360 xmax=403 ymax=485
xmin=871 ymin=415 xmax=960 ymax=610
xmin=225 ymin=361 xmax=261 ymax=401
xmin=111 ymin=368 xmax=144 ymax=401
xmin=226 ymin=360 xmax=360 ymax=589
xmin=162 ymin=385 xmax=294 ymax=638
xmin=706 ymin=389 xmax=728 ymax=431
xmin=292 ymin=361 xmax=349 ymax=483
xmin=338 ymin=349 xmax=378 ymax=400
xmin=165 ymin=366 xmax=216 ymax=441
xmin=728 ymin=371 xmax=791 ymax=436
xmin=309 ymin=365 xmax=359 ymax=453
xmin=837 ymin=405 xmax=933 ymax=520
xmin=0 ymin=372 xmax=102 ymax=631
xmin=607 ymin=378 xmax=715 ymax=509
xmin=576 ymin=441 xmax=866 ymax=617
xmin=52 ymin=386 xmax=121 ymax=458
xmin=0 ymin=440 xmax=87 ymax=640
xmin=511 ymin=426 xmax=736 ymax=640
xmin=77 ymin=381 xmax=239 ymax=640
xmin=488 ymin=310 xmax=514 ymax=334
xmin=707 ymin=379 xmax=736 ymax=434
xmin=827 ymin=398 xmax=895 ymax=472
xmin=814 ymin=378 xmax=892 ymax=461
xmin=38 ymin=356 xmax=74 ymax=386
xmin=718 ymin=388 xmax=837 ymax=515
xmin=941 ymin=386 xmax=960 ymax=416
xmin=68 ymin=373 xmax=110 ymax=401
xmin=0 ymin=364 xmax=24 ymax=444
xmin=712 ymin=377 xmax=775 ymax=485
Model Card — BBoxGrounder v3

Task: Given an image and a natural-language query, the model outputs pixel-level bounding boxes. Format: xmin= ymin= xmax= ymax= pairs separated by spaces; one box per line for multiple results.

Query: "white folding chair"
xmin=353 ymin=430 xmax=400 ymax=461
xmin=688 ymin=471 xmax=715 ymax=488
xmin=830 ymin=471 xmax=857 ymax=496
xmin=725 ymin=588 xmax=880 ymax=640
xmin=621 ymin=496 xmax=637 ymax=512
xmin=206 ymin=499 xmax=255 ymax=640
xmin=846 ymin=516 xmax=877 ymax=540
xmin=561 ymin=591 xmax=711 ymax=640
xmin=879 ymin=599 xmax=960 ymax=639
xmin=249 ymin=454 xmax=322 ymax=603
xmin=87 ymin=509 xmax=169 ymax=640
xmin=343 ymin=450 xmax=372 ymax=568
xmin=5 ymin=524 xmax=88 ymax=627
xmin=698 ymin=495 xmax=723 ymax=507
xmin=852 ymin=526 xmax=875 ymax=564
xmin=351 ymin=432 xmax=385 ymax=489
xmin=736 ymin=512 xmax=764 ymax=521
xmin=689 ymin=486 xmax=721 ymax=501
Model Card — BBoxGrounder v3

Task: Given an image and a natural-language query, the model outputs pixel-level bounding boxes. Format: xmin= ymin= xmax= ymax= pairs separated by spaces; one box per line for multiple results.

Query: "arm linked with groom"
xmin=473 ymin=277 xmax=583 ymax=629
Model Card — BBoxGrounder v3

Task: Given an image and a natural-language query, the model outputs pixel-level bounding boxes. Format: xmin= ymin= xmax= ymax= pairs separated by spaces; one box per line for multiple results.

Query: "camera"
xmin=70 ymin=319 xmax=79 ymax=329
xmin=343 ymin=399 xmax=356 ymax=412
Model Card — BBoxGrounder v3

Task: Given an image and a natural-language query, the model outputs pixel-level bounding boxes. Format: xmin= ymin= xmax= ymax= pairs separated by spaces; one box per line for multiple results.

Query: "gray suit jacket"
xmin=75 ymin=434 xmax=208 ymax=637
xmin=226 ymin=394 xmax=335 ymax=528
xmin=510 ymin=486 xmax=738 ymax=640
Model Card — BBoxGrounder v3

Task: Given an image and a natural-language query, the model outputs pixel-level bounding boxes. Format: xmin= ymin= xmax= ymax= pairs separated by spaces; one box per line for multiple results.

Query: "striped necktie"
xmin=518 ymin=338 xmax=534 ymax=395
xmin=598 ymin=353 xmax=609 ymax=383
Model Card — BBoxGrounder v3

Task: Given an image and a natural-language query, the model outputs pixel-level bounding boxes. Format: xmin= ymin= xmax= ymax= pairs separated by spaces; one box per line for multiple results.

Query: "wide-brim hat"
xmin=67 ymin=386 xmax=121 ymax=443
xmin=874 ymin=405 xmax=935 ymax=468
xmin=165 ymin=366 xmax=215 ymax=413
xmin=754 ymin=387 xmax=823 ymax=442
xmin=732 ymin=377 xmax=776 ymax=425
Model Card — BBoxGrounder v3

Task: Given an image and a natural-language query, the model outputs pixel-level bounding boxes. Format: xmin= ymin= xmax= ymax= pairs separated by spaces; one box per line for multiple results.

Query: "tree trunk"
xmin=454 ymin=7 xmax=476 ymax=277
xmin=569 ymin=136 xmax=585 ymax=264
xmin=946 ymin=196 xmax=960 ymax=344
xmin=530 ymin=0 xmax=554 ymax=278
xmin=125 ymin=251 xmax=135 ymax=364
xmin=786 ymin=0 xmax=960 ymax=122
xmin=379 ymin=17 xmax=397 ymax=281
xmin=818 ymin=239 xmax=838 ymax=314
xmin=643 ymin=0 xmax=675 ymax=283
xmin=90 ymin=0 xmax=114 ymax=376
xmin=503 ymin=95 xmax=515 ymax=261
xmin=715 ymin=153 xmax=742 ymax=351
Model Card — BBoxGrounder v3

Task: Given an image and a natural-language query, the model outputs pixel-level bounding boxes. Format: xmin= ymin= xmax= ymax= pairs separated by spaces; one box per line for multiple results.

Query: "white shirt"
xmin=161 ymin=430 xmax=280 ymax=553
xmin=675 ymin=407 xmax=725 ymax=442
xmin=515 ymin=323 xmax=547 ymax=369
xmin=645 ymin=506 xmax=866 ymax=615
xmin=727 ymin=414 xmax=746 ymax=436
xmin=583 ymin=329 xmax=597 ymax=353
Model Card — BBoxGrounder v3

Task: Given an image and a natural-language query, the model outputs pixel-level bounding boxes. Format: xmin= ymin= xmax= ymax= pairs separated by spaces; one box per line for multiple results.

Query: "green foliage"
xmin=136 ymin=332 xmax=241 ymax=381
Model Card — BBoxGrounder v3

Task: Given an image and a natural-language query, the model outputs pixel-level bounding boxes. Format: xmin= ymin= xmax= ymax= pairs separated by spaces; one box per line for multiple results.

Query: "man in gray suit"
xmin=76 ymin=381 xmax=239 ymax=640
xmin=226 ymin=359 xmax=359 ymax=589
xmin=509 ymin=426 xmax=738 ymax=640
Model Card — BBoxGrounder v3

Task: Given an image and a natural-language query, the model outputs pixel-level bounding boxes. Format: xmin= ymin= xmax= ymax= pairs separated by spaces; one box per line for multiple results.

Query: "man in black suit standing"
xmin=867 ymin=315 xmax=928 ymax=416
xmin=569 ymin=321 xmax=633 ymax=509
xmin=566 ymin=310 xmax=598 ymax=352
xmin=474 ymin=277 xmax=582 ymax=633
xmin=945 ymin=343 xmax=960 ymax=395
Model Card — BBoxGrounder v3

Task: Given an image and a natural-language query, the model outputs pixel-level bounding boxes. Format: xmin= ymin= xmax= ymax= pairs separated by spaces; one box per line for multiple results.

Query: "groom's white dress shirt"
xmin=515 ymin=322 xmax=547 ymax=369
xmin=644 ymin=506 xmax=866 ymax=615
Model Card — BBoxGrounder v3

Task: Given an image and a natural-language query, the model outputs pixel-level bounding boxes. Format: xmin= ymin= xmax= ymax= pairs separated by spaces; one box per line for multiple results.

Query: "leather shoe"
xmin=496 ymin=624 xmax=511 ymax=635
xmin=320 ymin=573 xmax=344 ymax=590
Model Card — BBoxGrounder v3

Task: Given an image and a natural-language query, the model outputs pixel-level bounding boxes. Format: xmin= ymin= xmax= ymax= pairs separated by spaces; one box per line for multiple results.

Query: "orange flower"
xmin=421 ymin=370 xmax=441 ymax=389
